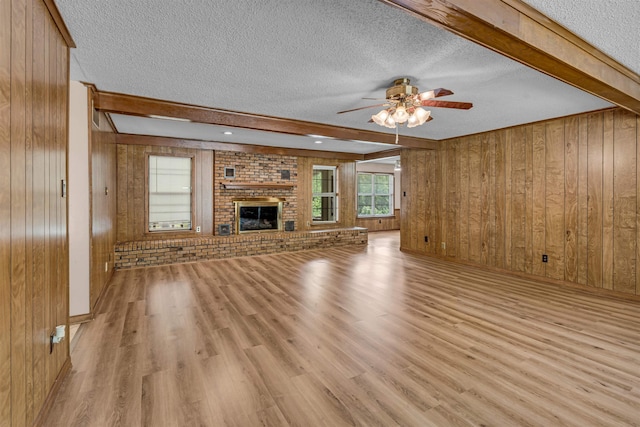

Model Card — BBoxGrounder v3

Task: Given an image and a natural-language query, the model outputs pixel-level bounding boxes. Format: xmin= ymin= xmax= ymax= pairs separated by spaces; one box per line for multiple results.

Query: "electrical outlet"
xmin=424 ymin=236 xmax=428 ymax=243
xmin=542 ymin=254 xmax=548 ymax=263
xmin=196 ymin=226 xmax=201 ymax=232
xmin=441 ymin=242 xmax=446 ymax=250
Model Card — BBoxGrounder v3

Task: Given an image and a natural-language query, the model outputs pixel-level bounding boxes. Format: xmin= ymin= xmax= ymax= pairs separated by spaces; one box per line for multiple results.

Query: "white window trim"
xmin=357 ymin=172 xmax=394 ymax=218
xmin=312 ymin=165 xmax=338 ymax=224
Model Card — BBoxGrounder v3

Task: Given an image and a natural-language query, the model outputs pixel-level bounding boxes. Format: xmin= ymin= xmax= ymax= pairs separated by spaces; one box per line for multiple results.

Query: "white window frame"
xmin=312 ymin=165 xmax=338 ymax=223
xmin=357 ymin=172 xmax=394 ymax=217
xmin=147 ymin=154 xmax=194 ymax=232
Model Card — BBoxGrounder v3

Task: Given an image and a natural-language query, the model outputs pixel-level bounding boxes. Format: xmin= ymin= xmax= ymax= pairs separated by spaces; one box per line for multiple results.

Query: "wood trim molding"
xmin=116 ymin=133 xmax=366 ymax=160
xmin=95 ymin=91 xmax=439 ymax=150
xmin=42 ymin=0 xmax=76 ymax=48
xmin=69 ymin=313 xmax=93 ymax=324
xmin=382 ymin=0 xmax=640 ymax=115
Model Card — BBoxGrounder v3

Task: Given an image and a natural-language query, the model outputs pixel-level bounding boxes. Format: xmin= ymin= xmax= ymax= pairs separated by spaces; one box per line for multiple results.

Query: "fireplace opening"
xmin=234 ymin=198 xmax=284 ymax=234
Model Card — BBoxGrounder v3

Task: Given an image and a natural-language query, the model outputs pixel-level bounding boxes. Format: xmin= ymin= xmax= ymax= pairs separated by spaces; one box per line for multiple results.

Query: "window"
xmin=148 ymin=155 xmax=193 ymax=231
xmin=357 ymin=173 xmax=394 ymax=217
xmin=312 ymin=165 xmax=337 ymax=222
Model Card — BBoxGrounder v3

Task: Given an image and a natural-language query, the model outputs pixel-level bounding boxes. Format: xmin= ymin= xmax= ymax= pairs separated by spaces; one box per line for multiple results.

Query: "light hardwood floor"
xmin=45 ymin=231 xmax=640 ymax=426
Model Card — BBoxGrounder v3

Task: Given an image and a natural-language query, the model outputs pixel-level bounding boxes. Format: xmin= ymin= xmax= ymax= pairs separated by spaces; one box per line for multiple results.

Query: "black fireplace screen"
xmin=239 ymin=206 xmax=279 ymax=232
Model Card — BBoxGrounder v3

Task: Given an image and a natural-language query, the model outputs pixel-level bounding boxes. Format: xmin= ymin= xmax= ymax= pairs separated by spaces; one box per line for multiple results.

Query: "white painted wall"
xmin=68 ymin=81 xmax=91 ymax=317
xmin=356 ymin=161 xmax=402 ymax=209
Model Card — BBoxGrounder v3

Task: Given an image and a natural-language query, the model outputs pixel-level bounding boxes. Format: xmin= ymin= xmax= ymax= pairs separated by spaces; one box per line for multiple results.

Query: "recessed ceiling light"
xmin=223 ymin=131 xmax=233 ymax=135
xmin=314 ymin=140 xmax=323 ymax=144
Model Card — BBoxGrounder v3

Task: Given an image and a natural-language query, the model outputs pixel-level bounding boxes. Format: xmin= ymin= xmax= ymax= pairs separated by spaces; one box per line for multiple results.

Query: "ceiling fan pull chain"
xmin=395 ymin=126 xmax=399 ymax=144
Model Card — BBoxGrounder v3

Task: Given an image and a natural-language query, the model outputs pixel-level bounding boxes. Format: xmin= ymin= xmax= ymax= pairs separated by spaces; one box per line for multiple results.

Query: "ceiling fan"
xmin=337 ymin=78 xmax=472 ymax=130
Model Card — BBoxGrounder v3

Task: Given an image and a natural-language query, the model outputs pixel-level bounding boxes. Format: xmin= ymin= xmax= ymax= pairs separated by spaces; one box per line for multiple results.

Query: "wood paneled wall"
xmin=116 ymin=144 xmax=214 ymax=242
xmin=1 ymin=0 xmax=71 ymax=425
xmin=90 ymin=112 xmax=116 ymax=310
xmin=401 ymin=108 xmax=640 ymax=296
xmin=297 ymin=157 xmax=356 ymax=231
xmin=356 ymin=209 xmax=400 ymax=231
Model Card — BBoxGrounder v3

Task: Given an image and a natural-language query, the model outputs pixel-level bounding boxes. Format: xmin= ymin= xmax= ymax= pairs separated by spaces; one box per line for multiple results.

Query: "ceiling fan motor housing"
xmin=386 ymin=78 xmax=418 ymax=100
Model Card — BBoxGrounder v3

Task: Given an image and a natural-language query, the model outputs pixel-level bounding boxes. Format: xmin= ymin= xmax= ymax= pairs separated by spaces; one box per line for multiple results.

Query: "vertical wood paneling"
xmin=494 ymin=131 xmax=505 ymax=268
xmin=90 ymin=112 xmax=116 ymax=311
xmin=602 ymin=111 xmax=615 ymax=289
xmin=577 ymin=116 xmax=589 ymax=285
xmin=545 ymin=120 xmax=565 ymax=280
xmin=637 ymin=114 xmax=640 ymax=296
xmin=0 ymin=0 xmax=12 ymax=422
xmin=524 ymin=126 xmax=534 ymax=273
xmin=400 ymin=151 xmax=411 ymax=249
xmin=504 ymin=130 xmax=512 ymax=269
xmin=532 ymin=123 xmax=546 ymax=277
xmin=30 ymin=0 xmax=45 ymax=412
xmin=446 ymin=142 xmax=458 ymax=257
xmin=339 ymin=161 xmax=356 ymax=228
xmin=201 ymin=150 xmax=214 ymax=234
xmin=489 ymin=134 xmax=496 ymax=265
xmin=23 ymin=0 xmax=34 ymax=420
xmin=564 ymin=117 xmax=579 ymax=282
xmin=11 ymin=0 xmax=28 ymax=424
xmin=510 ymin=127 xmax=526 ymax=272
xmin=480 ymin=134 xmax=491 ymax=264
xmin=459 ymin=140 xmax=470 ymax=260
xmin=587 ymin=113 xmax=603 ymax=287
xmin=468 ymin=136 xmax=482 ymax=263
xmin=436 ymin=149 xmax=445 ymax=255
xmin=417 ymin=151 xmax=429 ymax=252
xmin=403 ymin=108 xmax=640 ymax=297
xmin=613 ymin=110 xmax=637 ymax=293
xmin=2 ymin=1 xmax=71 ymax=425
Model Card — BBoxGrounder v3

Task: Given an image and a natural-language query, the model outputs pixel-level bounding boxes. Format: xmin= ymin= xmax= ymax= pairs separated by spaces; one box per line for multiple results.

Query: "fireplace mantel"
xmin=220 ymin=182 xmax=295 ymax=190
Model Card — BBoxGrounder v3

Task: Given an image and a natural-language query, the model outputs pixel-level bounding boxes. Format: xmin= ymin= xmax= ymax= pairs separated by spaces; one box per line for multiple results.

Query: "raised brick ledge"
xmin=114 ymin=228 xmax=368 ymax=269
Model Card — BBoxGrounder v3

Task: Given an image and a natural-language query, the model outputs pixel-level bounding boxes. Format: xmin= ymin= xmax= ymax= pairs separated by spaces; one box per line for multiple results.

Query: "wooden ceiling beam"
xmin=95 ymin=91 xmax=439 ymax=150
xmin=362 ymin=148 xmax=402 ymax=161
xmin=115 ymin=134 xmax=366 ymax=160
xmin=382 ymin=0 xmax=640 ymax=115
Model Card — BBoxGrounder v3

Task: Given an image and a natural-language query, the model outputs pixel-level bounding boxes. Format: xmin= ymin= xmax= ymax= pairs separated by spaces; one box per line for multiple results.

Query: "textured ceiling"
xmin=56 ymin=0 xmax=620 ymax=151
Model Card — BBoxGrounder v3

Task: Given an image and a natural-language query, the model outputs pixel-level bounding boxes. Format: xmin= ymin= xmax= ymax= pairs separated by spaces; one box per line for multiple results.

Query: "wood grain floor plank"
xmin=43 ymin=232 xmax=640 ymax=426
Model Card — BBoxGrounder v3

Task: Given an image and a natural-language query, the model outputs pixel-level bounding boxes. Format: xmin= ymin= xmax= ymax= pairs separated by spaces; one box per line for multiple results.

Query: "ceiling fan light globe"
xmin=371 ymin=110 xmax=389 ymax=126
xmin=391 ymin=106 xmax=409 ymax=123
xmin=407 ymin=114 xmax=419 ymax=128
xmin=414 ymin=107 xmax=431 ymax=124
xmin=384 ymin=115 xmax=396 ymax=128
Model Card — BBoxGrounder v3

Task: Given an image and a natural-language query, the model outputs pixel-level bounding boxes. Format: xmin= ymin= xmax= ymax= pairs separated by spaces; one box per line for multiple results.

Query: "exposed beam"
xmin=115 ymin=134 xmax=366 ymax=161
xmin=382 ymin=0 xmax=640 ymax=115
xmin=363 ymin=148 xmax=402 ymax=161
xmin=95 ymin=91 xmax=439 ymax=150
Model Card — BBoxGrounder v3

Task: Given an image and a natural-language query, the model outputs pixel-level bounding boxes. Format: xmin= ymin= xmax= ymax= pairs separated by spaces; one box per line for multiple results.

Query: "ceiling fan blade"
xmin=362 ymin=97 xmax=388 ymax=100
xmin=337 ymin=103 xmax=388 ymax=114
xmin=432 ymin=88 xmax=454 ymax=98
xmin=420 ymin=99 xmax=473 ymax=110
xmin=416 ymin=88 xmax=454 ymax=101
